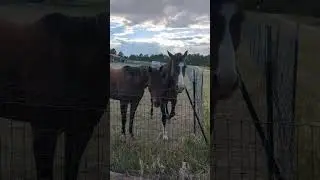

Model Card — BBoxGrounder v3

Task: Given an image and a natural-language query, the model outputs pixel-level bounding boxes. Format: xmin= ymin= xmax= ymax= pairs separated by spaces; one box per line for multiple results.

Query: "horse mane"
xmin=161 ymin=57 xmax=174 ymax=77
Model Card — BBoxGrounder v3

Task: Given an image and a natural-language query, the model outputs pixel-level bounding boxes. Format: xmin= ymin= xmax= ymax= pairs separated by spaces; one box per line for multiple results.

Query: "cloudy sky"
xmin=110 ymin=0 xmax=210 ymax=56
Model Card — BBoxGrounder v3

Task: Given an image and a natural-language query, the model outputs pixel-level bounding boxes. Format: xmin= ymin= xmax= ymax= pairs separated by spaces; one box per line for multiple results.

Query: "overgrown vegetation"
xmin=111 ymin=134 xmax=209 ymax=179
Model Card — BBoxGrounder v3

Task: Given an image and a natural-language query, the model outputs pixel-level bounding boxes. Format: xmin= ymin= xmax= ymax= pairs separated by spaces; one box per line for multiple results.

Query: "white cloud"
xmin=110 ymin=0 xmax=209 ymax=55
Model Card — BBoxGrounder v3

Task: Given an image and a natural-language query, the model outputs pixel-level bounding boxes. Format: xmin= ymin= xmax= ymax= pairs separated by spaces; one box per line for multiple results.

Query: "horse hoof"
xmin=120 ymin=134 xmax=126 ymax=142
xmin=163 ymin=134 xmax=168 ymax=141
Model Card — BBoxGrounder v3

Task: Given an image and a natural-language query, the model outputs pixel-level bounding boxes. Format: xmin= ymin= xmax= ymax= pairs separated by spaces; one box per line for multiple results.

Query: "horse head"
xmin=212 ymin=0 xmax=244 ymax=97
xmin=167 ymin=50 xmax=188 ymax=93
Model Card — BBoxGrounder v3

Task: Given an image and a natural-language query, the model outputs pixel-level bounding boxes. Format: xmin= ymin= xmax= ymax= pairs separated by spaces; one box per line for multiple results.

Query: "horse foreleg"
xmin=162 ymin=100 xmax=169 ymax=120
xmin=165 ymin=102 xmax=169 ymax=117
xmin=160 ymin=103 xmax=168 ymax=140
xmin=169 ymin=98 xmax=177 ymax=119
xmin=150 ymin=98 xmax=153 ymax=118
xmin=129 ymin=99 xmax=140 ymax=138
xmin=120 ymin=101 xmax=128 ymax=140
xmin=32 ymin=126 xmax=58 ymax=180
xmin=64 ymin=125 xmax=95 ymax=180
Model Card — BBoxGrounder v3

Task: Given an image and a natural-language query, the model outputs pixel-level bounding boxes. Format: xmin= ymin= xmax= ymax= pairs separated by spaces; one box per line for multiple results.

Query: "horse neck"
xmin=217 ymin=4 xmax=238 ymax=87
xmin=166 ymin=58 xmax=175 ymax=77
xmin=141 ymin=73 xmax=149 ymax=88
xmin=139 ymin=67 xmax=149 ymax=88
xmin=164 ymin=63 xmax=179 ymax=92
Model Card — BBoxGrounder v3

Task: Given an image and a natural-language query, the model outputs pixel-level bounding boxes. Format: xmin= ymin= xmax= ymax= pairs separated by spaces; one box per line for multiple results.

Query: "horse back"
xmin=110 ymin=66 xmax=147 ymax=100
xmin=0 ymin=15 xmax=108 ymax=108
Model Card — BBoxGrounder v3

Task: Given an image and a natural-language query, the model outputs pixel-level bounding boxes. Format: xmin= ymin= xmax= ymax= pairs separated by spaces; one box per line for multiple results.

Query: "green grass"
xmin=111 ymin=134 xmax=209 ymax=178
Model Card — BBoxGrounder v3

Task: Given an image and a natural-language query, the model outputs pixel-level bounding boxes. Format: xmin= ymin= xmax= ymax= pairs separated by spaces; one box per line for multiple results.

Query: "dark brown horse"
xmin=110 ymin=65 xmax=149 ymax=140
xmin=148 ymin=50 xmax=188 ymax=140
xmin=210 ymin=0 xmax=245 ymax=178
xmin=149 ymin=52 xmax=187 ymax=122
xmin=211 ymin=0 xmax=244 ymax=133
xmin=0 ymin=12 xmax=109 ymax=180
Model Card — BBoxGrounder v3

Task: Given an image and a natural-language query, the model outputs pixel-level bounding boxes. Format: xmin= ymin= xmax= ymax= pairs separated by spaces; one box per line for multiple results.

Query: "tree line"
xmin=110 ymin=48 xmax=210 ymax=67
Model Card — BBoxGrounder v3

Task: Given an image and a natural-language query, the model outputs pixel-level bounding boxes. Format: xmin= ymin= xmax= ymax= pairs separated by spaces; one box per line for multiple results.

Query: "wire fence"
xmin=0 ymin=58 xmax=206 ymax=179
xmin=212 ymin=13 xmax=320 ymax=180
xmin=110 ymin=92 xmax=200 ymax=142
xmin=244 ymin=21 xmax=298 ymax=180
xmin=110 ymin=59 xmax=206 ymax=143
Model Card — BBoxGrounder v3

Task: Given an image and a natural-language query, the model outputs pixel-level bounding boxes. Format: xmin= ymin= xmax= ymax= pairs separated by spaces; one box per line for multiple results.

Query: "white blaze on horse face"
xmin=218 ymin=2 xmax=238 ymax=87
xmin=177 ymin=62 xmax=185 ymax=93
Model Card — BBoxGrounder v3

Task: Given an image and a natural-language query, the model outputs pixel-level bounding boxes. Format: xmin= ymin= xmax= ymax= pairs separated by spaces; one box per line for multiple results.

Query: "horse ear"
xmin=167 ymin=51 xmax=174 ymax=58
xmin=148 ymin=66 xmax=152 ymax=73
xmin=182 ymin=51 xmax=188 ymax=59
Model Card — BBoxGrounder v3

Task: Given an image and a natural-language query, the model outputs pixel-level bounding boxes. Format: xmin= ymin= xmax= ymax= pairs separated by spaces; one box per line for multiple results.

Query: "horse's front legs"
xmin=168 ymin=98 xmax=177 ymax=119
xmin=32 ymin=125 xmax=58 ymax=180
xmin=150 ymin=98 xmax=154 ymax=118
xmin=165 ymin=102 xmax=169 ymax=117
xmin=160 ymin=103 xmax=168 ymax=140
xmin=120 ymin=100 xmax=128 ymax=140
xmin=64 ymin=110 xmax=102 ymax=180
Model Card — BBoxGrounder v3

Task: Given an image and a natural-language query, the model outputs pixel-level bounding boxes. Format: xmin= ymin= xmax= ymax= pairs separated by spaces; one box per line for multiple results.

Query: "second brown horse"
xmin=110 ymin=65 xmax=149 ymax=140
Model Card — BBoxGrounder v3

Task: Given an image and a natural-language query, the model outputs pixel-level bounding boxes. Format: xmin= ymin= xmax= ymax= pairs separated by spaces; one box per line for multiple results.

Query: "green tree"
xmin=125 ymin=52 xmax=209 ymax=67
xmin=110 ymin=48 xmax=117 ymax=55
xmin=118 ymin=51 xmax=124 ymax=57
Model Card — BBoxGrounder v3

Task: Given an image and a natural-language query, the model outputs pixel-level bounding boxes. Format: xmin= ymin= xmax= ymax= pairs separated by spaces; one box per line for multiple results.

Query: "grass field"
xmin=110 ymin=63 xmax=210 ymax=179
